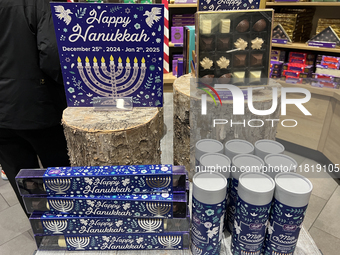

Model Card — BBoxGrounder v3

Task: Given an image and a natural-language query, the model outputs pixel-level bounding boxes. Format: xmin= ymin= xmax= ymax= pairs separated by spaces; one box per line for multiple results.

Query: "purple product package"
xmin=34 ymin=232 xmax=190 ymax=251
xmin=177 ymin=61 xmax=184 ymax=77
xmin=15 ymin=165 xmax=187 ymax=196
xmin=171 ymin=27 xmax=184 ymax=44
xmin=173 ymin=60 xmax=178 ymax=76
xmin=22 ymin=192 xmax=187 ymax=218
xmin=172 ymin=14 xmax=195 ymax=18
xmin=30 ymin=211 xmax=190 ymax=235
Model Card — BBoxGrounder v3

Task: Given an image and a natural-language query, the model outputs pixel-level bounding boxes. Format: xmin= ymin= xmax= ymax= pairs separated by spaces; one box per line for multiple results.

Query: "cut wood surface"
xmin=62 ymin=107 xmax=163 ymax=166
xmin=173 ymin=74 xmax=282 ymax=180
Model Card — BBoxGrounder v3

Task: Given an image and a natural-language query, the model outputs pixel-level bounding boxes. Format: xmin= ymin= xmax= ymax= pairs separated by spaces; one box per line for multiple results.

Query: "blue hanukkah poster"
xmin=50 ymin=3 xmax=164 ymax=107
xmin=198 ymin=0 xmax=260 ymax=11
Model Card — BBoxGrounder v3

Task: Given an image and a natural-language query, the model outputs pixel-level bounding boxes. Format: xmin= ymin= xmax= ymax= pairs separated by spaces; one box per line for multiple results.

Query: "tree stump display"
xmin=62 ymin=107 xmax=163 ymax=166
xmin=173 ymin=74 xmax=282 ymax=180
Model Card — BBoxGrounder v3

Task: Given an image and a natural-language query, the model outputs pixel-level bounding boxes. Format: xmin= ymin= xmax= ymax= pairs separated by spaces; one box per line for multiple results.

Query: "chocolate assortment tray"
xmin=196 ymin=10 xmax=274 ymax=85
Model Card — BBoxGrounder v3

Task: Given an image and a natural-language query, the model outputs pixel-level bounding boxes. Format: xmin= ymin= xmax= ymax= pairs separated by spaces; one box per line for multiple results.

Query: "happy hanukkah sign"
xmin=198 ymin=0 xmax=260 ymax=11
xmin=50 ymin=3 xmax=164 ymax=107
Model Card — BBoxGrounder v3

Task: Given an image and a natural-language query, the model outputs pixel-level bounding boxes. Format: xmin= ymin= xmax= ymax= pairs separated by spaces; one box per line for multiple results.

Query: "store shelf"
xmin=163 ymin=73 xmax=177 ymax=84
xmin=266 ymin=2 xmax=340 ymax=7
xmin=169 ymin=42 xmax=184 ymax=47
xmin=169 ymin=3 xmax=197 ymax=8
xmin=272 ymin=42 xmax=340 ymax=53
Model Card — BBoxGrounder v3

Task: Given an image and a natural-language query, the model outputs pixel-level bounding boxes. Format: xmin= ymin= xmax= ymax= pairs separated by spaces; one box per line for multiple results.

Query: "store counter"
xmin=276 ymin=82 xmax=340 ymax=168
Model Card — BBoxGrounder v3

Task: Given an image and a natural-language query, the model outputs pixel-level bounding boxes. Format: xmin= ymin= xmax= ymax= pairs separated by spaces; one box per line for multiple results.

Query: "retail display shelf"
xmin=266 ymin=2 xmax=340 ymax=7
xmin=169 ymin=3 xmax=197 ymax=8
xmin=169 ymin=42 xmax=184 ymax=47
xmin=272 ymin=42 xmax=340 ymax=53
xmin=164 ymin=72 xmax=177 ymax=84
xmin=278 ymin=80 xmax=340 ymax=99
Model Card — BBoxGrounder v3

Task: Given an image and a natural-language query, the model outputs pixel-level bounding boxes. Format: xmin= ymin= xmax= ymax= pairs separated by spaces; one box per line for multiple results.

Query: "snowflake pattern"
xmin=134 ymin=23 xmax=141 ymax=30
xmin=125 ymin=8 xmax=130 ymax=14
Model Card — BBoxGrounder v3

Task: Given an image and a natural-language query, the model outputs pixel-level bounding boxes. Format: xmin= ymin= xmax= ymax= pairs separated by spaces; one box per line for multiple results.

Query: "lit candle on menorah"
xmin=137 ymin=218 xmax=162 ymax=232
xmin=77 ymin=55 xmax=147 ymax=99
xmin=42 ymin=220 xmax=67 ymax=234
xmin=44 ymin=178 xmax=71 ymax=194
xmin=49 ymin=199 xmax=74 ymax=213
xmin=158 ymin=235 xmax=181 ymax=249
xmin=146 ymin=176 xmax=171 ymax=189
xmin=146 ymin=202 xmax=171 ymax=217
xmin=66 ymin=236 xmax=90 ymax=250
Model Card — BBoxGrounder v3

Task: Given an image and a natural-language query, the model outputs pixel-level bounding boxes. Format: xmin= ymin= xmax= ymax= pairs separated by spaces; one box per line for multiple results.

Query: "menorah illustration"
xmin=49 ymin=199 xmax=74 ymax=213
xmin=158 ymin=235 xmax=181 ymax=249
xmin=77 ymin=55 xmax=147 ymax=99
xmin=137 ymin=218 xmax=162 ymax=232
xmin=146 ymin=176 xmax=171 ymax=189
xmin=241 ymin=251 xmax=261 ymax=255
xmin=66 ymin=236 xmax=90 ymax=250
xmin=44 ymin=178 xmax=71 ymax=194
xmin=192 ymin=244 xmax=202 ymax=255
xmin=146 ymin=202 xmax=171 ymax=217
xmin=42 ymin=220 xmax=67 ymax=234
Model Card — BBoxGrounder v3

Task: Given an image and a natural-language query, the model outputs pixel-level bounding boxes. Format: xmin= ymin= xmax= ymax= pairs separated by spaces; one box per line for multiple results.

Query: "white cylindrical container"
xmin=231 ymin=172 xmax=275 ymax=255
xmin=199 ymin=153 xmax=231 ymax=180
xmin=195 ymin=139 xmax=224 ymax=166
xmin=191 ymin=172 xmax=227 ymax=255
xmin=226 ymin=154 xmax=264 ymax=233
xmin=255 ymin=139 xmax=285 ymax=160
xmin=224 ymin=139 xmax=254 ymax=161
xmin=264 ymin=154 xmax=298 ymax=179
xmin=263 ymin=172 xmax=313 ymax=255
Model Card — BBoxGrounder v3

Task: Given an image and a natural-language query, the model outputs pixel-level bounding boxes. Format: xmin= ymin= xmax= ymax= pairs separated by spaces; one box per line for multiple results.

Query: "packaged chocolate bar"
xmin=283 ymin=70 xmax=300 ymax=78
xmin=30 ymin=211 xmax=190 ymax=235
xmin=196 ymin=9 xmax=274 ymax=85
xmin=308 ymin=26 xmax=340 ymax=48
xmin=272 ymin=24 xmax=291 ymax=44
xmin=16 ymin=165 xmax=187 ymax=196
xmin=322 ymin=55 xmax=340 ymax=63
xmin=285 ymin=76 xmax=304 ymax=84
xmin=34 ymin=232 xmax=190 ymax=251
xmin=320 ymin=62 xmax=340 ymax=70
xmin=270 ymin=60 xmax=284 ymax=70
xmin=23 ymin=193 xmax=188 ymax=217
xmin=316 ymin=66 xmax=340 ymax=77
xmin=311 ymin=80 xmax=339 ymax=89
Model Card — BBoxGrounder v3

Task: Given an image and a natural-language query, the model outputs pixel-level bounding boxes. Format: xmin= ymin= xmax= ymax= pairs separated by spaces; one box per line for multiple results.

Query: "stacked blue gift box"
xmin=16 ymin=164 xmax=190 ymax=251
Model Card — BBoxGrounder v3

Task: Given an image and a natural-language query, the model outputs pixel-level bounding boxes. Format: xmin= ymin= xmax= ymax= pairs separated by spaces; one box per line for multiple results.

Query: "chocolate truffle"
xmin=253 ymin=19 xmax=266 ymax=32
xmin=201 ymin=37 xmax=214 ymax=51
xmin=236 ymin=19 xmax=249 ymax=33
xmin=25 ymin=180 xmax=37 ymax=190
xmin=202 ymin=20 xmax=212 ymax=34
xmin=234 ymin=54 xmax=247 ymax=67
xmin=233 ymin=72 xmax=245 ymax=84
xmin=250 ymin=54 xmax=263 ymax=66
xmin=250 ymin=71 xmax=261 ymax=83
xmin=31 ymin=199 xmax=47 ymax=211
xmin=220 ymin=19 xmax=231 ymax=33
xmin=219 ymin=73 xmax=232 ymax=83
xmin=217 ymin=37 xmax=230 ymax=50
xmin=201 ymin=74 xmax=215 ymax=85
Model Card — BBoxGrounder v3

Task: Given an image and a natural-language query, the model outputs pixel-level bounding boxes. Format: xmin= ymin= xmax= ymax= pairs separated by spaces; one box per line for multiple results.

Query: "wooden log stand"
xmin=173 ymin=74 xmax=282 ymax=180
xmin=62 ymin=107 xmax=163 ymax=166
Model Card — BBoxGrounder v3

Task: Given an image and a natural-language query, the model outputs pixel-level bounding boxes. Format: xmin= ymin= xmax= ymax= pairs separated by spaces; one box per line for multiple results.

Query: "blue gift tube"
xmin=226 ymin=154 xmax=264 ymax=234
xmin=191 ymin=172 xmax=227 ymax=255
xmin=195 ymin=139 xmax=224 ymax=167
xmin=263 ymin=172 xmax=313 ymax=255
xmin=231 ymin=172 xmax=275 ymax=255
